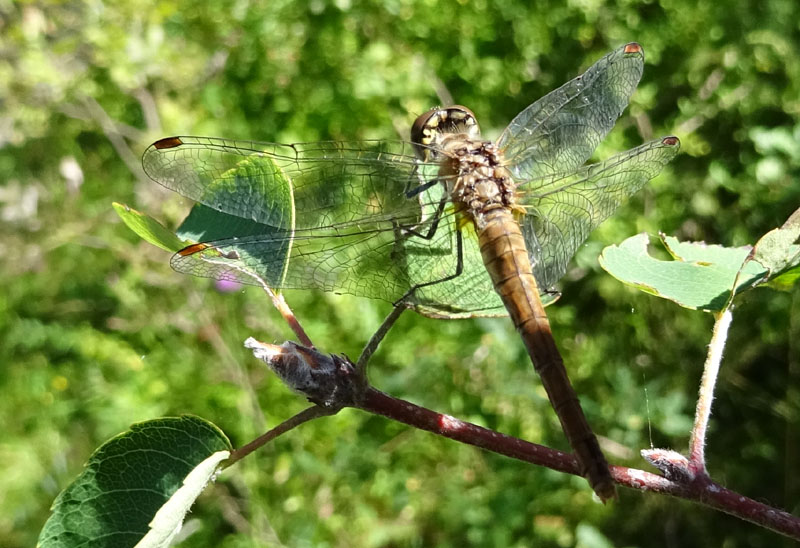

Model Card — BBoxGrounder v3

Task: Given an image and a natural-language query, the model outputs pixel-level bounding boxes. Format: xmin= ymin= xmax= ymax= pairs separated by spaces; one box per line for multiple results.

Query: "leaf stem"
xmin=688 ymin=308 xmax=732 ymax=475
xmin=224 ymin=406 xmax=331 ymax=467
xmin=223 ymin=264 xmax=315 ymax=347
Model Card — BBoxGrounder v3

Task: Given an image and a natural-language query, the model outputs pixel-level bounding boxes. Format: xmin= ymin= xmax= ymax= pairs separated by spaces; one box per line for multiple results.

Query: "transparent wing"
xmin=143 ymin=136 xmax=432 ymax=230
xmin=519 ymin=136 xmax=681 ymax=290
xmin=142 ymin=136 xmax=505 ymax=317
xmin=497 ymin=43 xmax=645 ymax=180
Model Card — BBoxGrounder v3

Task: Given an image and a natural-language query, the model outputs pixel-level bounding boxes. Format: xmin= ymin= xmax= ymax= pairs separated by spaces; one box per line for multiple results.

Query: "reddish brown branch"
xmin=225 ymin=405 xmax=330 ymax=467
xmin=358 ymin=387 xmax=800 ymax=540
xmin=359 ymin=387 xmax=578 ymax=475
xmin=246 ymin=339 xmax=800 ymax=541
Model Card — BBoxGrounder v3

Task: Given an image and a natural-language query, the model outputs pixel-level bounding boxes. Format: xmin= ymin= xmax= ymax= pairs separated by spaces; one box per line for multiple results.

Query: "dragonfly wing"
xmin=520 ymin=136 xmax=680 ymax=290
xmin=145 ymin=140 xmax=505 ymax=315
xmin=409 ymin=220 xmax=507 ymax=318
xmin=497 ymin=43 xmax=645 ymax=180
xmin=169 ymin=226 xmax=413 ymax=301
xmin=144 ymin=135 xmax=484 ymax=303
xmin=142 ymin=136 xmax=431 ymax=231
xmin=170 ymin=201 xmax=506 ymax=317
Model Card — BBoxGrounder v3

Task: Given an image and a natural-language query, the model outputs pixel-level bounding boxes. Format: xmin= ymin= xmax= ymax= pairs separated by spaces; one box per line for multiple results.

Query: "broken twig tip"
xmin=244 ymin=337 xmax=283 ymax=360
xmin=246 ymin=338 xmax=366 ymax=410
xmin=642 ymin=448 xmax=695 ymax=483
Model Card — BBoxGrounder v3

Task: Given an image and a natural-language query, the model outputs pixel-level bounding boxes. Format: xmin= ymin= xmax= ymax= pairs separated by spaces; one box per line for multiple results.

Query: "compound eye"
xmin=411 ymin=106 xmax=480 ymax=160
xmin=445 ymin=105 xmax=477 ymax=123
xmin=442 ymin=106 xmax=479 ymax=139
xmin=410 ymin=107 xmax=442 ymax=159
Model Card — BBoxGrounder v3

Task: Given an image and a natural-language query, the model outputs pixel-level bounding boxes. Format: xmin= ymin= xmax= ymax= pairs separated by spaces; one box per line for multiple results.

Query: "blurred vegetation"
xmin=2 ymin=0 xmax=799 ymax=546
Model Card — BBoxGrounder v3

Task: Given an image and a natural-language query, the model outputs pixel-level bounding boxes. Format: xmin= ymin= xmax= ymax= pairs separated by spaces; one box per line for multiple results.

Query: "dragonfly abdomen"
xmin=477 ymin=209 xmax=540 ymax=328
xmin=477 ymin=207 xmax=616 ymax=500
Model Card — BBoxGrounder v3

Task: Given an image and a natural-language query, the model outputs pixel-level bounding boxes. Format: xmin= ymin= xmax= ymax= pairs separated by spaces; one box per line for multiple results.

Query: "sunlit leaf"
xmin=38 ymin=416 xmax=231 ymax=548
xmin=599 ymin=233 xmax=767 ymax=311
xmin=113 ymin=202 xmax=187 ymax=253
xmin=747 ymin=206 xmax=800 ymax=289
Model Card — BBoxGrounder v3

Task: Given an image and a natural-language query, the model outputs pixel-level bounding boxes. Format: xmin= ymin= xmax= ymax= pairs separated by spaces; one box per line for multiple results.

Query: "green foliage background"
xmin=2 ymin=0 xmax=799 ymax=546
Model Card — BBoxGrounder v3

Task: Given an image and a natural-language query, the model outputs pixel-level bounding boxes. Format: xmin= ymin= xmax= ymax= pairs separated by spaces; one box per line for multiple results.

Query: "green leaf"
xmin=769 ymin=265 xmax=800 ymax=291
xmin=113 ymin=202 xmax=187 ymax=253
xmin=171 ymin=152 xmax=294 ymax=245
xmin=174 ymin=203 xmax=293 ymax=288
xmin=748 ymin=206 xmax=800 ymax=288
xmin=176 ymin=203 xmax=279 ymax=244
xmin=198 ymin=153 xmax=295 ymax=231
xmin=599 ymin=233 xmax=768 ymax=312
xmin=172 ymin=154 xmax=294 ymax=287
xmin=135 ymin=451 xmax=230 ymax=548
xmin=38 ymin=416 xmax=231 ymax=548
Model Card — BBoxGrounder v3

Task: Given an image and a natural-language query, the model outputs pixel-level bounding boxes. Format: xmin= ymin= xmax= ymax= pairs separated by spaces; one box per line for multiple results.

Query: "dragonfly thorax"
xmin=411 ymin=105 xmax=518 ymax=225
xmin=439 ymin=137 xmax=517 ymax=226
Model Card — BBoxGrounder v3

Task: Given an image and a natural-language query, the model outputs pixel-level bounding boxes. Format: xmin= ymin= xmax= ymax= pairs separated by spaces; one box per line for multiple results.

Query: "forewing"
xmin=143 ymin=135 xmax=463 ymax=302
xmin=519 ymin=136 xmax=680 ymax=290
xmin=142 ymin=139 xmax=503 ymax=315
xmin=142 ymin=136 xmax=430 ymax=231
xmin=497 ymin=43 xmax=645 ymax=180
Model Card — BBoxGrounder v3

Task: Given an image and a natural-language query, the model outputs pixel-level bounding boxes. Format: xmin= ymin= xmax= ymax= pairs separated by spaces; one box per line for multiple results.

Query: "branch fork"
xmin=229 ymin=276 xmax=799 ymax=540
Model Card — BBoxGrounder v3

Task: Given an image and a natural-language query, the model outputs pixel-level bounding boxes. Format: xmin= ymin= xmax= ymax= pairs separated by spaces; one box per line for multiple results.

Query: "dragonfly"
xmin=143 ymin=42 xmax=679 ymax=500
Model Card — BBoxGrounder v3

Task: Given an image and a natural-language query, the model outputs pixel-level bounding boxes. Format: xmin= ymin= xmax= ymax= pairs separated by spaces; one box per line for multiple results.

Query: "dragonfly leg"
xmin=401 ymin=191 xmax=448 ymax=240
xmin=355 ymin=305 xmax=407 ymax=372
xmin=404 ymin=178 xmax=439 ymax=199
xmin=358 ymin=207 xmax=457 ymax=371
xmin=393 ymin=228 xmax=464 ymax=307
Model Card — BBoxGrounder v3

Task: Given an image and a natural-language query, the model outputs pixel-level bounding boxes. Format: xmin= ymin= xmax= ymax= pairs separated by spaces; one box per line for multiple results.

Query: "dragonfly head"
xmin=411 ymin=105 xmax=481 ymax=161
